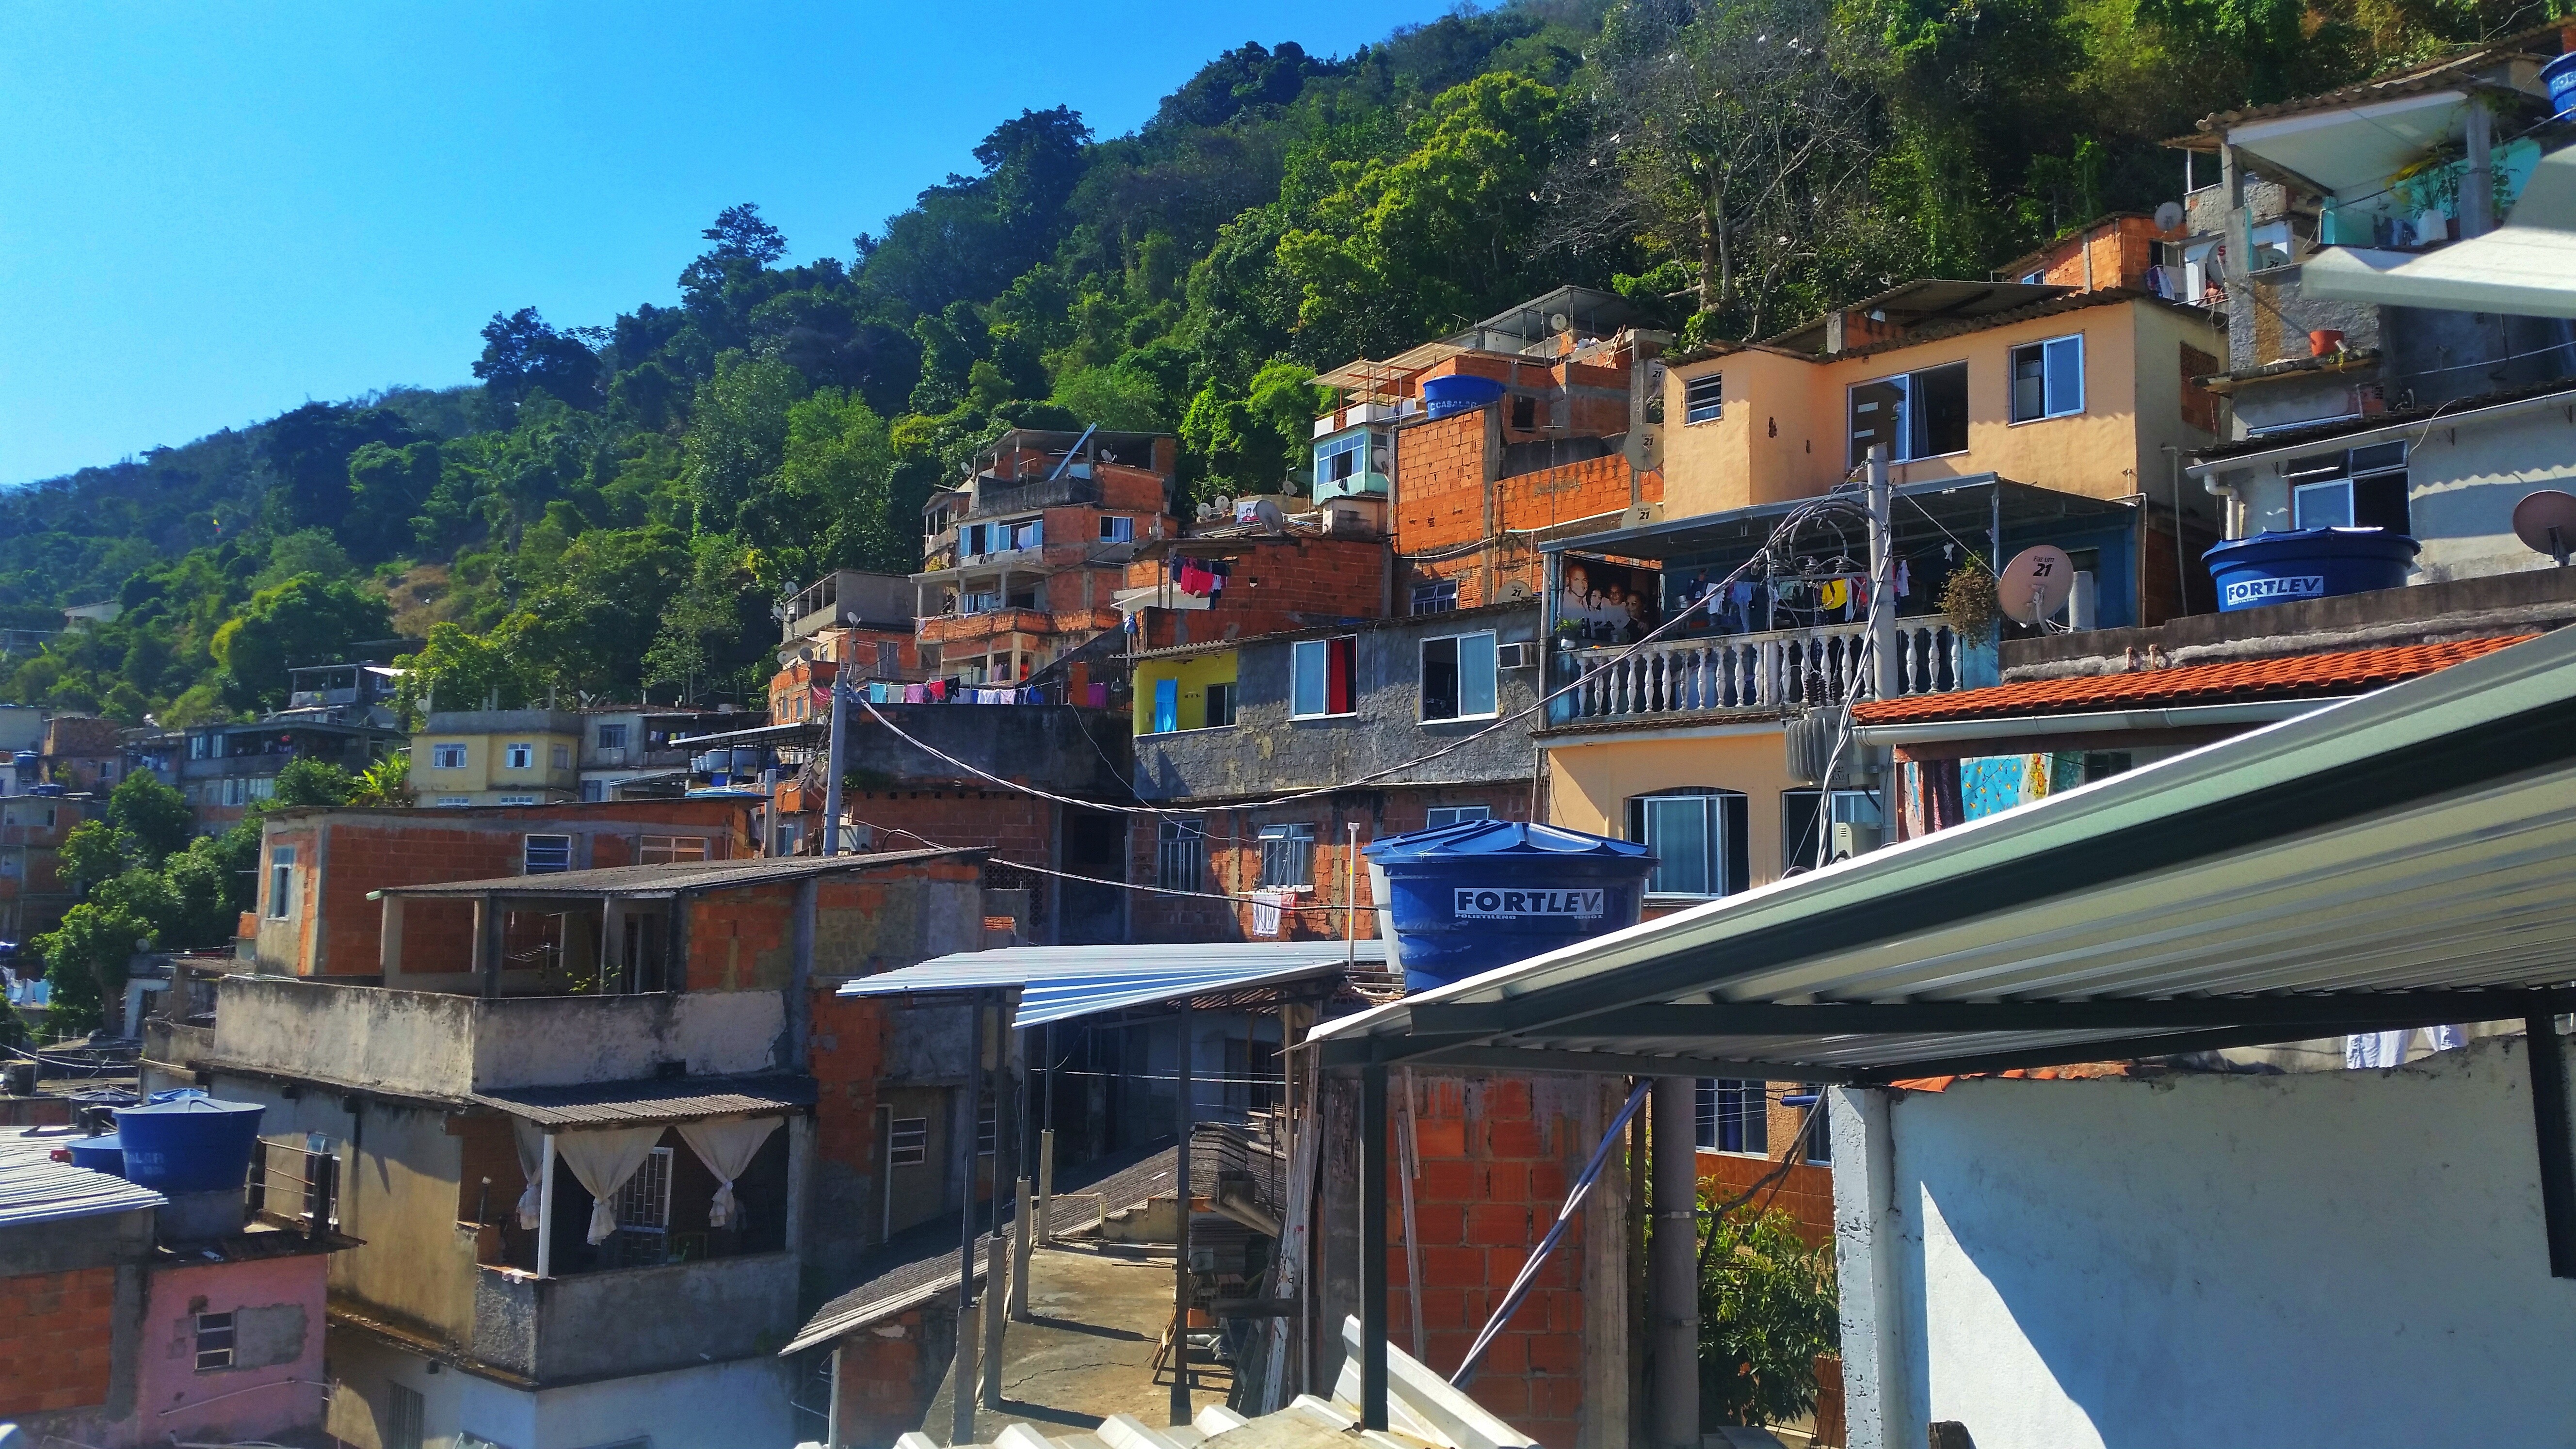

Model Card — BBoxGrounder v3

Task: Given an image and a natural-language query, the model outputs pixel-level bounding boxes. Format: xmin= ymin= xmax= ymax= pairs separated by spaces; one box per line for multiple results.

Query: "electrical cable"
xmin=852 ymin=493 xmax=1878 ymax=819
xmin=847 ymin=818 xmax=1349 ymax=915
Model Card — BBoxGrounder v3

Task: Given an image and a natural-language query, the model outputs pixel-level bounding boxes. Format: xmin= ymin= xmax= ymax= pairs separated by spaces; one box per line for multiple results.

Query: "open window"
xmin=1420 ymin=631 xmax=1498 ymax=720
xmin=2009 ymin=336 xmax=2085 ymax=423
xmin=1291 ymin=637 xmax=1357 ymax=719
xmin=1626 ymin=788 xmax=1748 ymax=899
xmin=1847 ymin=362 xmax=1967 ymax=465
xmin=1257 ymin=822 xmax=1317 ymax=889
xmin=2289 ymin=440 xmax=2409 ymax=533
xmin=1684 ymin=372 xmax=1724 ymax=425
xmin=266 ymin=847 xmax=295 ymax=919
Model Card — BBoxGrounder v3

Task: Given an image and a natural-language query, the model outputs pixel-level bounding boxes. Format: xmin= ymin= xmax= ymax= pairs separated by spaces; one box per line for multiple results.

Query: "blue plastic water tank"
xmin=1364 ymin=821 xmax=1656 ymax=993
xmin=1421 ymin=374 xmax=1508 ymax=419
xmin=112 ymin=1095 xmax=264 ymax=1193
xmin=2545 ymin=50 xmax=2576 ymax=118
xmin=66 ymin=1134 xmax=124 ymax=1175
xmin=2203 ymin=527 xmax=2418 ymax=612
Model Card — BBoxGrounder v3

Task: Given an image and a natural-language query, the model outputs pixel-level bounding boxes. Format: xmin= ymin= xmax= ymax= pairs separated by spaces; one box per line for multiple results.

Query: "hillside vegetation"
xmin=1 ymin=0 xmax=2543 ymax=723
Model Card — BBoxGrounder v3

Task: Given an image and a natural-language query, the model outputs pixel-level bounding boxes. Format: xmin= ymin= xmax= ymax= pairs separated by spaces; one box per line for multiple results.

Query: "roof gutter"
xmin=2187 ymin=384 xmax=2576 ymax=479
xmin=1852 ymin=696 xmax=2353 ymax=746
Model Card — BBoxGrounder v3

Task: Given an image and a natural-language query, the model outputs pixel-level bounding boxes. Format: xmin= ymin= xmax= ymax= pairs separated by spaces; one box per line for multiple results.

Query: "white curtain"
xmin=677 ymin=1117 xmax=782 ymax=1228
xmin=554 ymin=1125 xmax=666 ymax=1244
xmin=511 ymin=1119 xmax=547 ymax=1230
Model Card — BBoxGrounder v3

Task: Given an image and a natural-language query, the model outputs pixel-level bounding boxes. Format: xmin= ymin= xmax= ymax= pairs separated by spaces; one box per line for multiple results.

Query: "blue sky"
xmin=0 ymin=1 xmax=1457 ymax=486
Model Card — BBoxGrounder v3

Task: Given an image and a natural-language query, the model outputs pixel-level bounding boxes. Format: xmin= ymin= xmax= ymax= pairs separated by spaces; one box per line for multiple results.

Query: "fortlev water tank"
xmin=2203 ymin=527 xmax=2418 ymax=612
xmin=1364 ymin=821 xmax=1655 ymax=994
xmin=1421 ymin=374 xmax=1508 ymax=420
xmin=113 ymin=1095 xmax=264 ymax=1194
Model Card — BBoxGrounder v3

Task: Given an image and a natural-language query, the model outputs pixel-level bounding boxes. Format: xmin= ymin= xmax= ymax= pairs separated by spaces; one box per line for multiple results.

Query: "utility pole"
xmin=1172 ymin=1001 xmax=1195 ymax=1426
xmin=821 ymin=678 xmax=847 ymax=856
xmin=1866 ymin=442 xmax=1896 ymax=701
xmin=1650 ymin=1079 xmax=1700 ymax=1449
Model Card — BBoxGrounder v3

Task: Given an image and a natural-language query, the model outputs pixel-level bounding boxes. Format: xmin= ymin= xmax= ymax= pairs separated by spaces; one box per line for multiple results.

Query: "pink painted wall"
xmin=133 ymin=1251 xmax=331 ymax=1449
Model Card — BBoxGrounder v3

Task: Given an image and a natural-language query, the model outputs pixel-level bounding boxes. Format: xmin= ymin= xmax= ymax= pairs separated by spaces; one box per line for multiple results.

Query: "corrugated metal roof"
xmin=371 ymin=847 xmax=980 ymax=900
xmin=0 ymin=1128 xmax=166 ymax=1227
xmin=837 ymin=941 xmax=1390 ymax=1029
xmin=468 ymin=1074 xmax=815 ymax=1127
xmin=1314 ymin=627 xmax=2576 ymax=1082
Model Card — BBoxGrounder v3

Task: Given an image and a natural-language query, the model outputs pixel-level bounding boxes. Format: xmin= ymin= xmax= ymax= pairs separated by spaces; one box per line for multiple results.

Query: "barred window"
xmin=1696 ymin=1079 xmax=1768 ymax=1155
xmin=1257 ymin=823 xmax=1316 ymax=889
xmin=889 ymin=1116 xmax=928 ymax=1166
xmin=1156 ymin=820 xmax=1207 ymax=891
xmin=194 ymin=1311 xmax=236 ymax=1370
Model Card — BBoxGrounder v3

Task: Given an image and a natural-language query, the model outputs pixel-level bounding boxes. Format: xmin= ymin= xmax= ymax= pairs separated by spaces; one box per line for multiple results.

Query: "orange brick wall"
xmin=1382 ymin=1073 xmax=1598 ymax=1447
xmin=0 ymin=1266 xmax=115 ymax=1415
xmin=1123 ymin=537 xmax=1393 ymax=651
xmin=1389 ymin=408 xmax=1661 ymax=613
xmin=684 ymin=882 xmax=798 ymax=991
xmin=1696 ymin=1148 xmax=1835 ymax=1247
xmin=809 ymin=989 xmax=890 ymax=1271
xmin=1127 ymin=786 xmax=1533 ymax=943
xmin=831 ymin=1303 xmax=954 ymax=1448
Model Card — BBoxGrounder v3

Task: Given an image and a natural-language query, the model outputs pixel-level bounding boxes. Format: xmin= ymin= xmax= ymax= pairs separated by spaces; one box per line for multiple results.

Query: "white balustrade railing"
xmin=1561 ymin=616 xmax=1972 ymax=723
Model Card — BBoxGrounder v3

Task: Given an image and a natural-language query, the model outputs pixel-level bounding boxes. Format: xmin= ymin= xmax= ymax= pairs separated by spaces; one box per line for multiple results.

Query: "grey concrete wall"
xmin=1135 ymin=605 xmax=1543 ymax=801
xmin=471 ymin=1251 xmax=801 ymax=1382
xmin=0 ymin=1203 xmax=153 ymax=1276
xmin=843 ymin=704 xmax=1130 ymax=796
xmin=813 ymin=875 xmax=985 ymax=980
xmin=209 ymin=977 xmax=788 ymax=1097
xmin=420 ymin=708 xmax=584 ymax=737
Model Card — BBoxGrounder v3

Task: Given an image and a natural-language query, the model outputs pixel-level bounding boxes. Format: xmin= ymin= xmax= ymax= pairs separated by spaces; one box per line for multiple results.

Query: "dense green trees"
xmin=1 ymin=0 xmax=2522 ymax=729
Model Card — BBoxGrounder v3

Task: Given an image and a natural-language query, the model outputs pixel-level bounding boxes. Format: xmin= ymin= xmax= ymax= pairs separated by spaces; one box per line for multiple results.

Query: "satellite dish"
xmin=2513 ymin=489 xmax=2576 ymax=565
xmin=1251 ymin=499 xmax=1288 ymax=530
xmin=1997 ymin=545 xmax=2076 ymax=625
xmin=2154 ymin=200 xmax=2187 ymax=235
xmin=1548 ymin=311 xmax=1572 ymax=332
xmin=1498 ymin=580 xmax=1532 ymax=603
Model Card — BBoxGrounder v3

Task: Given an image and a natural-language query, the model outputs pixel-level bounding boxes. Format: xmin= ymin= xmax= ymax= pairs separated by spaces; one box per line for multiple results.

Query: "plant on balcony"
xmin=1938 ymin=559 xmax=2000 ymax=641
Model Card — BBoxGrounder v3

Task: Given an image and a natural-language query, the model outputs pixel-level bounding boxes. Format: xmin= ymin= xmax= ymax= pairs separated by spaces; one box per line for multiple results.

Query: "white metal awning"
xmin=2304 ymin=145 xmax=2576 ymax=318
xmin=1313 ymin=625 xmax=2576 ymax=1082
xmin=840 ymin=941 xmax=1390 ymax=1029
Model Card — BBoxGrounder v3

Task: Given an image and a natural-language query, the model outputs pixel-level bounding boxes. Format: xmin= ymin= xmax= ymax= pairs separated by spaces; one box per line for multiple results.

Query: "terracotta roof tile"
xmin=1852 ymin=635 xmax=2532 ymax=725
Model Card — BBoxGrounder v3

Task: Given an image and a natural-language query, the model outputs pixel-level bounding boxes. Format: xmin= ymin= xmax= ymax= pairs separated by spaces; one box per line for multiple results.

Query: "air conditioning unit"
xmin=1496 ymin=642 xmax=1537 ymax=670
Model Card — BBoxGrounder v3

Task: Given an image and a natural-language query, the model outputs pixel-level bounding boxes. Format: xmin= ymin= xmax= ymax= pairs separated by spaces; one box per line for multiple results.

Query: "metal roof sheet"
xmin=837 ymin=941 xmax=1391 ymax=1029
xmin=468 ymin=1074 xmax=815 ymax=1128
xmin=1314 ymin=626 xmax=2576 ymax=1082
xmin=370 ymin=847 xmax=980 ymax=900
xmin=0 ymin=1128 xmax=166 ymax=1228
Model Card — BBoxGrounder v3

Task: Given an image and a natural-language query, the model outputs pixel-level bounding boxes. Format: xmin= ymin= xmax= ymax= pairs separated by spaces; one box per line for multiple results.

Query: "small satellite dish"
xmin=1548 ymin=311 xmax=1572 ymax=332
xmin=2154 ymin=200 xmax=2187 ymax=235
xmin=1251 ymin=499 xmax=1288 ymax=531
xmin=1997 ymin=545 xmax=2076 ymax=625
xmin=2514 ymin=489 xmax=2576 ymax=565
xmin=1498 ymin=580 xmax=1533 ymax=603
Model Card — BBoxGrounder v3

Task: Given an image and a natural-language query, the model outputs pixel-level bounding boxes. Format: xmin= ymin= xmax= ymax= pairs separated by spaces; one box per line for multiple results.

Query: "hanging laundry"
xmin=1819 ymin=579 xmax=1849 ymax=611
xmin=1249 ymin=891 xmax=1285 ymax=937
xmin=1895 ymin=559 xmax=1912 ymax=596
xmin=904 ymin=684 xmax=929 ymax=704
xmin=928 ymin=680 xmax=949 ymax=701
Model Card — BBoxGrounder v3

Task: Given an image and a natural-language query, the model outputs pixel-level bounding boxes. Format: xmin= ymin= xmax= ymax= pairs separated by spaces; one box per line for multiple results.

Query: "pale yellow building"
xmin=1537 ymin=280 xmax=2227 ymax=906
xmin=412 ymin=708 xmax=582 ymax=806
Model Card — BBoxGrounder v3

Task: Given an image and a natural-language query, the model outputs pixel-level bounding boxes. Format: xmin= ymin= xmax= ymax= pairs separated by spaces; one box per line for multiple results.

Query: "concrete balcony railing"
xmin=472 ymin=1251 xmax=798 ymax=1382
xmin=1552 ymin=616 xmax=1986 ymax=726
xmin=205 ymin=977 xmax=787 ymax=1099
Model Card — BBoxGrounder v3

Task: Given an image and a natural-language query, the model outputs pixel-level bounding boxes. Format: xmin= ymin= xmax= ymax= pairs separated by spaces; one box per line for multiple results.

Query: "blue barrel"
xmin=113 ymin=1095 xmax=264 ymax=1193
xmin=1421 ymin=374 xmax=1507 ymax=419
xmin=2203 ymin=527 xmax=2418 ymax=612
xmin=66 ymin=1134 xmax=125 ymax=1175
xmin=1364 ymin=821 xmax=1655 ymax=993
xmin=2546 ymin=51 xmax=2576 ymax=118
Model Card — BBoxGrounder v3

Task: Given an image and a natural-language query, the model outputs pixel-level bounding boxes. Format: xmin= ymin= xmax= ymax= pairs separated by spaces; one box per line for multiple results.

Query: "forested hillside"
xmin=1 ymin=0 xmax=2543 ymax=725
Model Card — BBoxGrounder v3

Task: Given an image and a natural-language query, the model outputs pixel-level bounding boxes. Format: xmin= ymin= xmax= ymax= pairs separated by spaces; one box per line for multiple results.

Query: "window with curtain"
xmin=1695 ymin=1079 xmax=1768 ymax=1155
xmin=1626 ymin=788 xmax=1748 ymax=898
xmin=1291 ymin=637 xmax=1357 ymax=718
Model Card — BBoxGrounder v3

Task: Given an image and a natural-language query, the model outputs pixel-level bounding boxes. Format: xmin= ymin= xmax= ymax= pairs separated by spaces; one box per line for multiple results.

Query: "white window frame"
xmin=888 ymin=1116 xmax=929 ymax=1166
xmin=1424 ymin=805 xmax=1492 ymax=828
xmin=640 ymin=835 xmax=710 ymax=866
xmin=266 ymin=847 xmax=295 ymax=920
xmin=524 ymin=834 xmax=573 ymax=874
xmin=497 ymin=794 xmax=539 ymax=806
xmin=1683 ymin=372 xmax=1723 ymax=425
xmin=978 ymin=1094 xmax=998 ymax=1156
xmin=504 ymin=742 xmax=534 ymax=770
xmin=194 ymin=1310 xmax=236 ymax=1371
xmin=1289 ymin=638 xmax=1356 ymax=721
xmin=435 ymin=796 xmax=472 ymax=807
xmin=2008 ymin=335 xmax=2085 ymax=423
xmin=1410 ymin=580 xmax=1459 ymax=615
xmin=430 ymin=743 xmax=467 ymax=770
xmin=613 ymin=1145 xmax=674 ymax=1230
xmin=1256 ymin=822 xmax=1317 ymax=890
xmin=1419 ymin=631 xmax=1499 ymax=722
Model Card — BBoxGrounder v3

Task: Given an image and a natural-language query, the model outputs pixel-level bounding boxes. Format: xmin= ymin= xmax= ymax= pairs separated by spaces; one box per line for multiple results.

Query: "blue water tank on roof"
xmin=112 ymin=1095 xmax=263 ymax=1194
xmin=2202 ymin=527 xmax=2417 ymax=612
xmin=1421 ymin=374 xmax=1508 ymax=419
xmin=1364 ymin=821 xmax=1656 ymax=994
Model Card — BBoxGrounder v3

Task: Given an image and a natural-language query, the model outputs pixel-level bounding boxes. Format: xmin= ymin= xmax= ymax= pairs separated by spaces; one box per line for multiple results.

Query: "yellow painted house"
xmin=1538 ymin=280 xmax=2229 ymax=904
xmin=411 ymin=708 xmax=583 ymax=806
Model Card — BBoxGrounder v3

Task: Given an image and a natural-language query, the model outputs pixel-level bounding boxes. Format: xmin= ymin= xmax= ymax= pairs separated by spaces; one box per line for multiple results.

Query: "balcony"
xmin=473 ymin=1250 xmax=798 ymax=1382
xmin=1549 ymin=617 xmax=1982 ymax=727
xmin=961 ymin=475 xmax=1098 ymax=523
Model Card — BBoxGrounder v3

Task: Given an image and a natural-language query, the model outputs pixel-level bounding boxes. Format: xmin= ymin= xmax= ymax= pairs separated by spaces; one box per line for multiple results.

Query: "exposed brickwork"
xmin=830 ymin=1303 xmax=953 ymax=1448
xmin=0 ymin=1266 xmax=115 ymax=1415
xmin=1125 ymin=786 xmax=1532 ymax=943
xmin=1123 ymin=536 xmax=1393 ymax=651
xmin=1388 ymin=407 xmax=1660 ymax=613
xmin=1696 ymin=1148 xmax=1836 ymax=1247
xmin=684 ymin=883 xmax=796 ymax=991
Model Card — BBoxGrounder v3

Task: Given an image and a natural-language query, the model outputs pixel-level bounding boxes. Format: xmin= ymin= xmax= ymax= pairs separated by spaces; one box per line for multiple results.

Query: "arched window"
xmin=1625 ymin=787 xmax=1748 ymax=899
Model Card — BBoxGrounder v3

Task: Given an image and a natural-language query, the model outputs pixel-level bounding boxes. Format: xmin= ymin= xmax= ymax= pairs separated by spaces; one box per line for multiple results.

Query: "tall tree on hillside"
xmin=262 ymin=402 xmax=421 ymax=533
xmin=474 ymin=307 xmax=603 ymax=412
xmin=210 ymin=573 xmax=393 ymax=713
xmin=1592 ymin=0 xmax=1889 ymax=341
